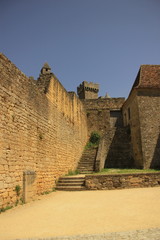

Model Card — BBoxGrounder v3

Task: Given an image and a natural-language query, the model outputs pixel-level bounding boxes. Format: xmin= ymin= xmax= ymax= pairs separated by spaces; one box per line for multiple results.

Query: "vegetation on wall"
xmin=85 ymin=131 xmax=100 ymax=149
xmin=15 ymin=185 xmax=21 ymax=196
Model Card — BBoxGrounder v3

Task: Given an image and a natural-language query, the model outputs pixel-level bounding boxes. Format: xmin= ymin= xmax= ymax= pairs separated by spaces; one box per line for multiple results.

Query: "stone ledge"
xmin=86 ymin=172 xmax=160 ymax=177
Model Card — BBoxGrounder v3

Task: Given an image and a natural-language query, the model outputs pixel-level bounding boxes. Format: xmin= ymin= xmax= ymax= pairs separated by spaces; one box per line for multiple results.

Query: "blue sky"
xmin=1 ymin=0 xmax=160 ymax=98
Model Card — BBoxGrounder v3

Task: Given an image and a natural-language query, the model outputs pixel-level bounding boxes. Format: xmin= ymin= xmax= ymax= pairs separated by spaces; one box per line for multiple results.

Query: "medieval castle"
xmin=0 ymin=53 xmax=160 ymax=207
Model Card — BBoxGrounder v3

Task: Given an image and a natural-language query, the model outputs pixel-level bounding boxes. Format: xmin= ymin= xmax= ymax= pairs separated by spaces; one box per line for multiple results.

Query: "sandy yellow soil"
xmin=0 ymin=187 xmax=160 ymax=240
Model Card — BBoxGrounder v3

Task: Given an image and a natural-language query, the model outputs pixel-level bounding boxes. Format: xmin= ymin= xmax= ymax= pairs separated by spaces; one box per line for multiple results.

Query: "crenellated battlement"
xmin=77 ymin=81 xmax=99 ymax=99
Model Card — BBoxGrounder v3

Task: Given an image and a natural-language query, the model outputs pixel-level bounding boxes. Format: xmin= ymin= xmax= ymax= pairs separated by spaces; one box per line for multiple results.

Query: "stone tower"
xmin=77 ymin=81 xmax=99 ymax=99
xmin=40 ymin=62 xmax=51 ymax=75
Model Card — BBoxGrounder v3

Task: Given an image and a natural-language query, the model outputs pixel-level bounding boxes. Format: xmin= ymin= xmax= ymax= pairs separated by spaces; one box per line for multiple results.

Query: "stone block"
xmin=0 ymin=181 xmax=4 ymax=189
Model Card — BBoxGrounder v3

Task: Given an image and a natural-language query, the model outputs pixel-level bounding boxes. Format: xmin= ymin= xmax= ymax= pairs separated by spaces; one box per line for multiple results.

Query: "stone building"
xmin=77 ymin=66 xmax=160 ymax=170
xmin=77 ymin=82 xmax=133 ymax=170
xmin=77 ymin=81 xmax=99 ymax=99
xmin=0 ymin=53 xmax=160 ymax=208
xmin=122 ymin=65 xmax=160 ymax=169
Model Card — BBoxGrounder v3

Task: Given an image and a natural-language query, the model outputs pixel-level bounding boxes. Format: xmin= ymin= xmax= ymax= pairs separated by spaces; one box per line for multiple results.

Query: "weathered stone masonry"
xmin=80 ymin=98 xmax=133 ymax=170
xmin=0 ymin=54 xmax=88 ymax=207
xmin=123 ymin=65 xmax=160 ymax=169
xmin=85 ymin=172 xmax=160 ymax=190
xmin=0 ymin=54 xmax=160 ymax=207
xmin=77 ymin=65 xmax=160 ymax=171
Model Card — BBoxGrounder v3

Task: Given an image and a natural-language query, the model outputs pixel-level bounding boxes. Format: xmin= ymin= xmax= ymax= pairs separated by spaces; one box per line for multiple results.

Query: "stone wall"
xmin=81 ymin=97 xmax=133 ymax=170
xmin=0 ymin=53 xmax=88 ymax=208
xmin=95 ymin=127 xmax=133 ymax=171
xmin=123 ymin=88 xmax=160 ymax=169
xmin=85 ymin=172 xmax=160 ymax=190
xmin=122 ymin=90 xmax=143 ymax=168
xmin=82 ymin=98 xmax=125 ymax=135
xmin=137 ymin=89 xmax=160 ymax=168
xmin=104 ymin=127 xmax=134 ymax=168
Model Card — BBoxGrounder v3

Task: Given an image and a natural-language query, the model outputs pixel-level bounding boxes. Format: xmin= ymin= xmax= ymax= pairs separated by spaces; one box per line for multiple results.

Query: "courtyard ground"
xmin=0 ymin=187 xmax=160 ymax=240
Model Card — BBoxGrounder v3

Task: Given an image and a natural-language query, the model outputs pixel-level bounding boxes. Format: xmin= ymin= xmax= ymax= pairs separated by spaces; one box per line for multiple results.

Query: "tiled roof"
xmin=133 ymin=65 xmax=160 ymax=89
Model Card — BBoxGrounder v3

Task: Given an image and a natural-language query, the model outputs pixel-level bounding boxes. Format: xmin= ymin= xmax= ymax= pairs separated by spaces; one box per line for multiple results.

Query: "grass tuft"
xmin=66 ymin=169 xmax=80 ymax=176
xmin=96 ymin=168 xmax=160 ymax=175
xmin=0 ymin=205 xmax=13 ymax=214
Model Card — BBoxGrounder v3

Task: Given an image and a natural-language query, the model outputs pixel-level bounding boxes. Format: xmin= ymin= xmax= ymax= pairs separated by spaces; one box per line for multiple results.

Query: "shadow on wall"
xmin=151 ymin=133 xmax=160 ymax=169
xmin=104 ymin=119 xmax=134 ymax=169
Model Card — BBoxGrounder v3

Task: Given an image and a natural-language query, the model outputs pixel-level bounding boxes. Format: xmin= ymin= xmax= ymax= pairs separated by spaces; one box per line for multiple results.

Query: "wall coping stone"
xmin=85 ymin=172 xmax=160 ymax=178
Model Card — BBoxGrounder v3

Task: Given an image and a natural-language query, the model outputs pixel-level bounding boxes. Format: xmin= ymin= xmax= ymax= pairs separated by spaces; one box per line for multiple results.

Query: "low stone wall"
xmin=85 ymin=172 xmax=160 ymax=190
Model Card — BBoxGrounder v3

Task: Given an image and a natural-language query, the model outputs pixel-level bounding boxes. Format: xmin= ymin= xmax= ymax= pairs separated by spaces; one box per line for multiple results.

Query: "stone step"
xmin=82 ymin=150 xmax=97 ymax=153
xmin=78 ymin=164 xmax=94 ymax=167
xmin=56 ymin=176 xmax=86 ymax=191
xmin=59 ymin=176 xmax=84 ymax=180
xmin=80 ymin=156 xmax=95 ymax=158
xmin=56 ymin=186 xmax=86 ymax=191
xmin=78 ymin=159 xmax=95 ymax=164
xmin=78 ymin=163 xmax=94 ymax=167
xmin=78 ymin=170 xmax=93 ymax=173
xmin=81 ymin=156 xmax=96 ymax=158
xmin=57 ymin=182 xmax=84 ymax=187
xmin=77 ymin=147 xmax=97 ymax=174
xmin=78 ymin=165 xmax=94 ymax=168
xmin=58 ymin=179 xmax=84 ymax=183
xmin=78 ymin=168 xmax=94 ymax=171
xmin=78 ymin=161 xmax=95 ymax=164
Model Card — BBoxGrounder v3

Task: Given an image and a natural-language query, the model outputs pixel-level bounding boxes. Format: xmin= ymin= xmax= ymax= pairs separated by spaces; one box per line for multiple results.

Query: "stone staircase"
xmin=56 ymin=148 xmax=98 ymax=191
xmin=77 ymin=148 xmax=98 ymax=174
xmin=56 ymin=176 xmax=86 ymax=191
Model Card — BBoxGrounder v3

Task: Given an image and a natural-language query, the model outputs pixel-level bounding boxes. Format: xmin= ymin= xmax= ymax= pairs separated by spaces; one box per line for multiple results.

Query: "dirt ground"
xmin=0 ymin=187 xmax=160 ymax=240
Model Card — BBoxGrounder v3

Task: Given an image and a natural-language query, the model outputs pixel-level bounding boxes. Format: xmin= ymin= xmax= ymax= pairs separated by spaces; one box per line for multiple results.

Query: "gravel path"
xmin=15 ymin=228 xmax=160 ymax=240
xmin=0 ymin=188 xmax=160 ymax=240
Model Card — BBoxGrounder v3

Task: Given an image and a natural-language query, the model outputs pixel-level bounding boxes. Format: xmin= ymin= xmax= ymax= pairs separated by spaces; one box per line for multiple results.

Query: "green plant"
xmin=52 ymin=187 xmax=56 ymax=192
xmin=20 ymin=197 xmax=24 ymax=205
xmin=0 ymin=207 xmax=5 ymax=213
xmin=85 ymin=132 xmax=101 ymax=149
xmin=89 ymin=132 xmax=100 ymax=144
xmin=66 ymin=169 xmax=80 ymax=176
xmin=15 ymin=199 xmax=19 ymax=206
xmin=96 ymin=168 xmax=160 ymax=175
xmin=41 ymin=191 xmax=50 ymax=195
xmin=15 ymin=185 xmax=21 ymax=196
xmin=85 ymin=142 xmax=97 ymax=149
xmin=0 ymin=205 xmax=13 ymax=214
